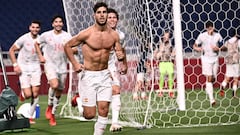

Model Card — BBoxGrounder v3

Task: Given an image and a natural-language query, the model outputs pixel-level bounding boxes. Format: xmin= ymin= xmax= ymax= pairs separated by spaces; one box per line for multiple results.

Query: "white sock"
xmin=111 ymin=94 xmax=121 ymax=124
xmin=76 ymin=97 xmax=83 ymax=116
xmin=48 ymin=87 xmax=55 ymax=106
xmin=206 ymin=82 xmax=214 ymax=103
xmin=233 ymin=85 xmax=237 ymax=92
xmin=29 ymin=97 xmax=39 ymax=118
xmin=221 ymin=81 xmax=227 ymax=89
xmin=94 ymin=116 xmax=108 ymax=135
xmin=133 ymin=92 xmax=138 ymax=98
xmin=141 ymin=92 xmax=146 ymax=98
xmin=52 ymin=96 xmax=60 ymax=114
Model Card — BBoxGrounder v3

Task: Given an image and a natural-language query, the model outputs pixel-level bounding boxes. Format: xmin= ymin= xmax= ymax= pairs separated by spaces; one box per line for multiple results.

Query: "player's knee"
xmin=83 ymin=111 xmax=96 ymax=119
xmin=112 ymin=86 xmax=120 ymax=95
xmin=83 ymin=107 xmax=96 ymax=119
xmin=22 ymin=90 xmax=32 ymax=99
xmin=98 ymin=107 xmax=109 ymax=117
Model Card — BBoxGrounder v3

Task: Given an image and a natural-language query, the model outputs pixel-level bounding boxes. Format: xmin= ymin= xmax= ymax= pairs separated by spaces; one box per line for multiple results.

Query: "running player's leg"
xmin=202 ymin=62 xmax=216 ymax=106
xmin=28 ymin=70 xmax=41 ymax=124
xmin=44 ymin=64 xmax=57 ymax=121
xmin=110 ymin=86 xmax=122 ymax=131
xmin=133 ymin=73 xmax=144 ymax=99
xmin=232 ymin=64 xmax=239 ymax=97
xmin=166 ymin=62 xmax=174 ymax=98
xmin=94 ymin=71 xmax=112 ymax=135
xmin=220 ymin=64 xmax=232 ymax=97
xmin=19 ymin=73 xmax=37 ymax=123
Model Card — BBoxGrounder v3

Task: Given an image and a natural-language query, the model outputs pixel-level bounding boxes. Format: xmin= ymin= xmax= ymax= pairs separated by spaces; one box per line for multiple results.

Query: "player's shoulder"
xmin=19 ymin=32 xmax=31 ymax=39
xmin=61 ymin=30 xmax=72 ymax=37
xmin=77 ymin=26 xmax=92 ymax=37
xmin=41 ymin=30 xmax=52 ymax=36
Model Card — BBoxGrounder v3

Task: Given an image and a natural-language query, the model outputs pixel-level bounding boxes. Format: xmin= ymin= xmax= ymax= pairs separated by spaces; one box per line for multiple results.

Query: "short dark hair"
xmin=51 ymin=15 xmax=64 ymax=23
xmin=206 ymin=21 xmax=213 ymax=28
xmin=108 ymin=8 xmax=119 ymax=20
xmin=93 ymin=2 xmax=108 ymax=13
xmin=31 ymin=20 xmax=41 ymax=27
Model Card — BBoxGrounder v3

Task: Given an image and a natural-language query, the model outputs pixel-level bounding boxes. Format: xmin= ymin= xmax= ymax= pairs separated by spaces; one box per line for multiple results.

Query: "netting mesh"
xmin=60 ymin=0 xmax=240 ymax=128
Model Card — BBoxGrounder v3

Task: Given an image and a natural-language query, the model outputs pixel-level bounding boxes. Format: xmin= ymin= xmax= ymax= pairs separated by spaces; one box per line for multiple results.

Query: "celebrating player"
xmin=107 ymin=8 xmax=127 ymax=132
xmin=193 ymin=21 xmax=223 ymax=106
xmin=35 ymin=15 xmax=72 ymax=126
xmin=9 ymin=20 xmax=41 ymax=124
xmin=220 ymin=29 xmax=240 ymax=98
xmin=64 ymin=2 xmax=127 ymax=135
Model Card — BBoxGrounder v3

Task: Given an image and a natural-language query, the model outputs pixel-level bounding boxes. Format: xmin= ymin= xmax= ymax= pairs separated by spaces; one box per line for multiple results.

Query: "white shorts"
xmin=19 ymin=70 xmax=41 ymax=88
xmin=78 ymin=69 xmax=112 ymax=107
xmin=44 ymin=63 xmax=67 ymax=90
xmin=201 ymin=58 xmax=218 ymax=77
xmin=226 ymin=64 xmax=239 ymax=77
xmin=108 ymin=63 xmax=120 ymax=86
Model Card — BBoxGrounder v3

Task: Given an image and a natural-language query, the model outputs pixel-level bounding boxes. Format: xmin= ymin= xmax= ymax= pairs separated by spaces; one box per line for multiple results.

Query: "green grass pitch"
xmin=0 ymin=93 xmax=240 ymax=135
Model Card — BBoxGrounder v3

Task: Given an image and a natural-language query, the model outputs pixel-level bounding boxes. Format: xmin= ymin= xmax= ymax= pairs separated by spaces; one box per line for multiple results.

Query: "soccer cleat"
xmin=169 ymin=92 xmax=175 ymax=98
xmin=158 ymin=92 xmax=163 ymax=97
xmin=219 ymin=90 xmax=225 ymax=97
xmin=45 ymin=105 xmax=53 ymax=120
xmin=19 ymin=91 xmax=25 ymax=102
xmin=49 ymin=114 xmax=56 ymax=126
xmin=109 ymin=124 xmax=122 ymax=132
xmin=29 ymin=118 xmax=36 ymax=124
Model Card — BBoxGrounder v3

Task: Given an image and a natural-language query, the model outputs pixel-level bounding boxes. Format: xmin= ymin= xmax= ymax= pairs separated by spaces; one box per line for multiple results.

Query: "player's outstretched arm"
xmin=64 ymin=32 xmax=85 ymax=72
xmin=34 ymin=42 xmax=45 ymax=63
xmin=9 ymin=44 xmax=21 ymax=74
xmin=114 ymin=36 xmax=127 ymax=74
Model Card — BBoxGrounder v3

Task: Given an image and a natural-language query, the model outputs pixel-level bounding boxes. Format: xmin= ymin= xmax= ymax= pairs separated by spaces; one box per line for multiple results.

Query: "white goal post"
xmin=60 ymin=0 xmax=240 ymax=128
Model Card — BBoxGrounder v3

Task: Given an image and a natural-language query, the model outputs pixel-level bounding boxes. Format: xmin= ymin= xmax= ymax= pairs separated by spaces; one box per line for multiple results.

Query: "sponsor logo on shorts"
xmin=83 ymin=98 xmax=88 ymax=103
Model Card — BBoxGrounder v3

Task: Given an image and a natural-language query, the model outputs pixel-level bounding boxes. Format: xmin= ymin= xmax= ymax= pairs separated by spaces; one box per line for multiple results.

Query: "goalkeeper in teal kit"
xmin=154 ymin=31 xmax=175 ymax=98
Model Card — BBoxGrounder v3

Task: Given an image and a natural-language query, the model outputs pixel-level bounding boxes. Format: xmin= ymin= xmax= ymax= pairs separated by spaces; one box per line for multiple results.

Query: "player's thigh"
xmin=57 ymin=73 xmax=67 ymax=90
xmin=202 ymin=62 xmax=213 ymax=76
xmin=19 ymin=72 xmax=31 ymax=89
xmin=30 ymin=70 xmax=41 ymax=87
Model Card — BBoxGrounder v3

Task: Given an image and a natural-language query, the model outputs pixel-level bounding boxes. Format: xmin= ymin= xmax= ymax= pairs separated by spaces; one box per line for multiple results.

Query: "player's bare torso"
xmin=81 ymin=25 xmax=118 ymax=71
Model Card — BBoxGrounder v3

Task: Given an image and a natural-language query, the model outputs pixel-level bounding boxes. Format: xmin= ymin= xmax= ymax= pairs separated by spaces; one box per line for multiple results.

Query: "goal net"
xmin=60 ymin=0 xmax=240 ymax=128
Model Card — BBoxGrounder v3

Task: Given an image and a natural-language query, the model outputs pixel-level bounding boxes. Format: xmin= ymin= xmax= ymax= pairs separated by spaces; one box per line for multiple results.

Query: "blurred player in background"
xmin=107 ymin=8 xmax=127 ymax=132
xmin=154 ymin=31 xmax=175 ymax=98
xmin=220 ymin=29 xmax=240 ymax=98
xmin=9 ymin=20 xmax=41 ymax=124
xmin=133 ymin=42 xmax=151 ymax=100
xmin=193 ymin=21 xmax=223 ymax=106
xmin=35 ymin=15 xmax=72 ymax=126
xmin=64 ymin=2 xmax=127 ymax=135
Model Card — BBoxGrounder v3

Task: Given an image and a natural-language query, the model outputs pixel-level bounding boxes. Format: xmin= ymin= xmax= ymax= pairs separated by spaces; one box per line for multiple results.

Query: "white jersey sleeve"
xmin=116 ymin=29 xmax=126 ymax=48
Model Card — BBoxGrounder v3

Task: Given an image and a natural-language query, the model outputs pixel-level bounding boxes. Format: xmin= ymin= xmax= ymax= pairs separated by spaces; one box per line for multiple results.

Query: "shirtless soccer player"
xmin=64 ymin=2 xmax=127 ymax=135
